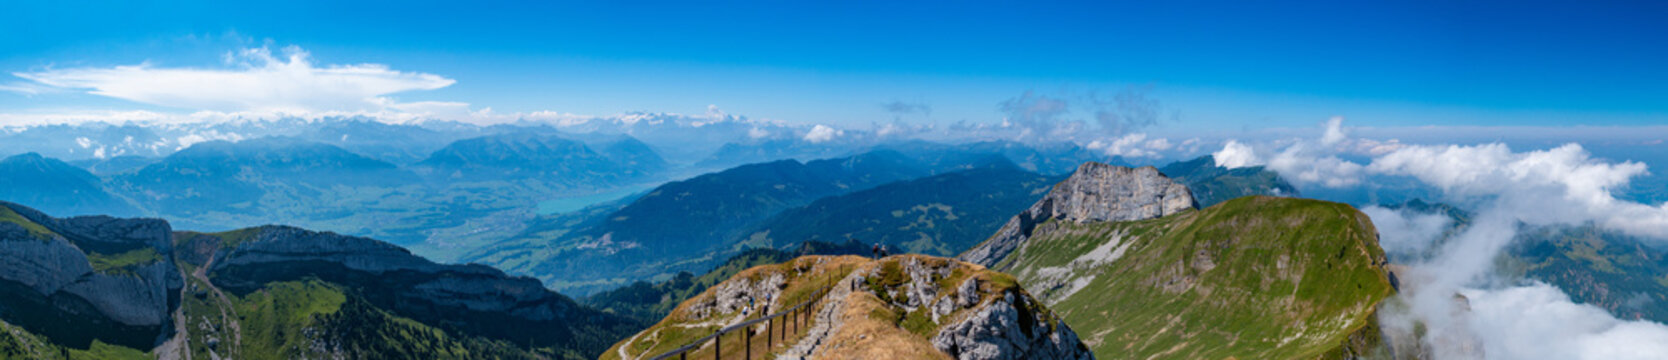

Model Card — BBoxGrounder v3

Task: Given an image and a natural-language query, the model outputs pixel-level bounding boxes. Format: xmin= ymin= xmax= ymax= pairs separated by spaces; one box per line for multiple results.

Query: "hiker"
xmin=872 ymin=243 xmax=881 ymax=259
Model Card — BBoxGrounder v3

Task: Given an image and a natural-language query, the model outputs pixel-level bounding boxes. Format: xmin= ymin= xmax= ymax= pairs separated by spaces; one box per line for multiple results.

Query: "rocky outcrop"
xmin=621 ymin=255 xmax=1092 ymax=360
xmin=931 ymin=291 xmax=1091 ymax=360
xmin=960 ymin=162 xmax=1193 ymax=266
xmin=0 ymin=201 xmax=181 ymax=349
xmin=682 ymin=272 xmax=787 ymax=321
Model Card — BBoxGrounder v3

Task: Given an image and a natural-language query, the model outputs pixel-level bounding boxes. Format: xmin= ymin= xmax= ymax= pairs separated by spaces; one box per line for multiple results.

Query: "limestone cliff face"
xmin=0 ymin=201 xmax=181 ymax=349
xmin=959 ymin=162 xmax=1194 ymax=266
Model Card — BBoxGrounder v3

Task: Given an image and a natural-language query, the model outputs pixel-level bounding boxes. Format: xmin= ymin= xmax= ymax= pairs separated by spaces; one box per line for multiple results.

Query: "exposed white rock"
xmin=960 ymin=162 xmax=1193 ymax=267
xmin=931 ymin=292 xmax=1093 ymax=360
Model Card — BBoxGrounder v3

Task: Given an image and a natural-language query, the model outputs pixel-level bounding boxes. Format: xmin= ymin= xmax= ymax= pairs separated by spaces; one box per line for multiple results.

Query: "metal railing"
xmin=646 ymin=264 xmax=849 ymax=360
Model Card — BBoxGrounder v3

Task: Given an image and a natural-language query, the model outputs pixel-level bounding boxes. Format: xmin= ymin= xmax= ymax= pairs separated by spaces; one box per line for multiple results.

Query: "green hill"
xmin=981 ymin=196 xmax=1393 ymax=359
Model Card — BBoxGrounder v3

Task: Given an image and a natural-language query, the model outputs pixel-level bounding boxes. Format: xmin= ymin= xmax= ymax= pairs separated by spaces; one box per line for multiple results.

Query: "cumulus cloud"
xmin=1086 ymin=133 xmax=1171 ymax=158
xmin=1460 ymin=283 xmax=1668 ymax=360
xmin=1370 ymin=143 xmax=1665 ymax=238
xmin=803 ymin=124 xmax=843 ymax=143
xmin=1213 ymin=118 xmax=1388 ymax=188
xmin=14 ymin=45 xmax=455 ymax=113
xmin=1212 ymin=140 xmax=1263 ymax=168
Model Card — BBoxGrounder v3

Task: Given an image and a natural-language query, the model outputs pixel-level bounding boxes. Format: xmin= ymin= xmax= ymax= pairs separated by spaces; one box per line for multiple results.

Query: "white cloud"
xmin=173 ymin=130 xmax=245 ymax=150
xmin=803 ymin=124 xmax=842 ymax=143
xmin=1368 ymin=143 xmax=1665 ymax=238
xmin=1457 ymin=283 xmax=1668 ymax=360
xmin=0 ymin=81 xmax=61 ymax=95
xmin=748 ymin=127 xmax=771 ymax=139
xmin=1212 ymin=140 xmax=1262 ymax=168
xmin=1320 ymin=116 xmax=1347 ymax=146
xmin=15 ymin=45 xmax=455 ymax=114
xmin=1266 ymin=143 xmax=1365 ymax=187
xmin=1362 ymin=205 xmax=1452 ymax=256
xmin=1086 ymin=133 xmax=1172 ymax=158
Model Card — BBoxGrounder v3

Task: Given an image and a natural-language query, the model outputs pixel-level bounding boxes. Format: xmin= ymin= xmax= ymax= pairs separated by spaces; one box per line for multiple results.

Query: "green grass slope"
xmin=177 ymin=278 xmax=541 ymax=360
xmin=989 ymin=196 xmax=1393 ymax=359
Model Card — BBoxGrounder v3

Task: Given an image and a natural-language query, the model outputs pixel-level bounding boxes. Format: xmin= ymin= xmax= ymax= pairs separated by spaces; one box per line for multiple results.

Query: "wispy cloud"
xmin=13 ymin=45 xmax=455 ymax=114
xmin=880 ymin=100 xmax=931 ymax=117
xmin=0 ymin=81 xmax=62 ymax=95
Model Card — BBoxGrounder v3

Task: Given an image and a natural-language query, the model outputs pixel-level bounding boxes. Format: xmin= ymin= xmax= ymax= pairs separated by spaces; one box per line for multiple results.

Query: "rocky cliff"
xmin=0 ymin=201 xmax=181 ymax=350
xmin=960 ymin=162 xmax=1194 ymax=266
xmin=0 ymin=202 xmax=637 ymax=359
xmin=606 ymin=255 xmax=1092 ymax=360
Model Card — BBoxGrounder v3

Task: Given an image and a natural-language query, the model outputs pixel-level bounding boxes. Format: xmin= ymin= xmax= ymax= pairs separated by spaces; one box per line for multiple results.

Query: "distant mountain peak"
xmin=961 ymin=161 xmax=1194 ymax=266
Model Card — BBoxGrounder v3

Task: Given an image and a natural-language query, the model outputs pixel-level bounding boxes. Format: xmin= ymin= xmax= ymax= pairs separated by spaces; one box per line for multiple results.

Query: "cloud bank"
xmin=1218 ymin=117 xmax=1668 ymax=359
xmin=15 ymin=46 xmax=454 ymax=114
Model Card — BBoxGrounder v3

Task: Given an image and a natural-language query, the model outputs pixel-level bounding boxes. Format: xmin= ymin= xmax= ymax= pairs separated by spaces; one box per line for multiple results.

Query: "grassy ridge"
xmin=0 ymin=204 xmax=55 ymax=240
xmin=996 ymin=196 xmax=1392 ymax=359
xmin=180 ymin=279 xmax=544 ymax=360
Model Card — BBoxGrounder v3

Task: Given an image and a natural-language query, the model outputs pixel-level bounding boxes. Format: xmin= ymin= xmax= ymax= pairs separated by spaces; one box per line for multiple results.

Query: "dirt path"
xmin=617 ymin=331 xmax=646 ymax=360
xmin=778 ymin=271 xmax=863 ymax=359
xmin=192 ymin=257 xmax=243 ymax=357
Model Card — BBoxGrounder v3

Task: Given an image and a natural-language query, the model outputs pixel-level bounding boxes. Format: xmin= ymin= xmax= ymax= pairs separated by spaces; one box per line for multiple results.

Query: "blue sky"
xmin=2 ymin=0 xmax=1666 ymax=129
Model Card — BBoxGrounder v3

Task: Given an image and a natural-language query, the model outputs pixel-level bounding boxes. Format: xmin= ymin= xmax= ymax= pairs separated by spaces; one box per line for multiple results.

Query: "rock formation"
xmin=0 ymin=201 xmax=182 ymax=349
xmin=607 ymin=255 xmax=1093 ymax=360
xmin=0 ymin=202 xmax=636 ymax=359
xmin=960 ymin=162 xmax=1194 ymax=266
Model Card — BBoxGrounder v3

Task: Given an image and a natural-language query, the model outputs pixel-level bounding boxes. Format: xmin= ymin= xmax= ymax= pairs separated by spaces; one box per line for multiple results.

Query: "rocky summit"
xmin=606 ymin=255 xmax=1092 ymax=360
xmin=960 ymin=162 xmax=1195 ymax=266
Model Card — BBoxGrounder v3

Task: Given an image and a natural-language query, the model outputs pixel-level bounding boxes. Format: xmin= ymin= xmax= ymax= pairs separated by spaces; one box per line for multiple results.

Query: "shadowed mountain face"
xmin=0 ymin=153 xmax=139 ymax=217
xmin=0 ymin=201 xmax=639 ymax=360
xmin=742 ymin=163 xmax=1064 ymax=257
xmin=0 ymin=201 xmax=179 ymax=351
xmin=461 ymin=150 xmax=941 ymax=295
